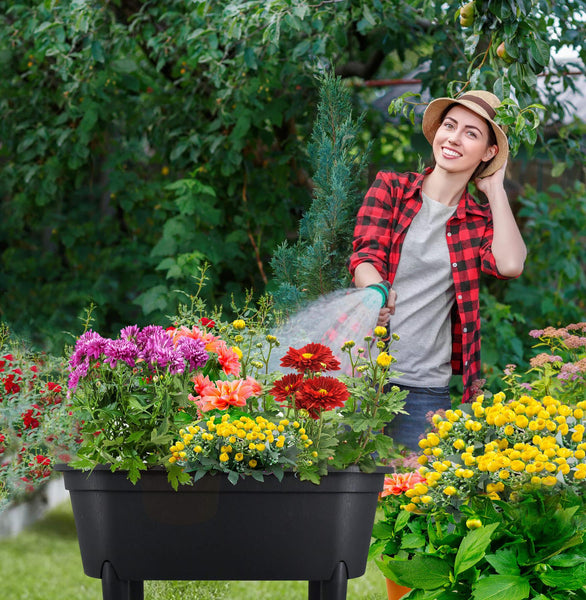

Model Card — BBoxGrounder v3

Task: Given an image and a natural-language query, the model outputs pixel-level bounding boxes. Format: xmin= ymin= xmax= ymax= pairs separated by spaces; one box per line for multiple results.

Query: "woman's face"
xmin=432 ymin=105 xmax=498 ymax=176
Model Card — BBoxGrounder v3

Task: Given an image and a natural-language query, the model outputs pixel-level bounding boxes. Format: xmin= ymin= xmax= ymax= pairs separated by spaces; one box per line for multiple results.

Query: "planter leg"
xmin=307 ymin=562 xmax=348 ymax=600
xmin=308 ymin=581 xmax=320 ymax=600
xmin=101 ymin=561 xmax=144 ymax=600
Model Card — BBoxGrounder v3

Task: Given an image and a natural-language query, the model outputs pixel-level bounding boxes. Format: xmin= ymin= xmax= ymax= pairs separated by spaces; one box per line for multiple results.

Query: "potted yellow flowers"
xmin=372 ymin=389 xmax=586 ymax=600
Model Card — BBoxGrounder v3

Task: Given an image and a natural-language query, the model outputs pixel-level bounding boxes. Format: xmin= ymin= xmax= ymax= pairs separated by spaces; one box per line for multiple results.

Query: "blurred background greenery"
xmin=0 ymin=0 xmax=584 ymax=395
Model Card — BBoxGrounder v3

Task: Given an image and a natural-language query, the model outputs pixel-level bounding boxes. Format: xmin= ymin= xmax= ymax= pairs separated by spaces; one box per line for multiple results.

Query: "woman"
xmin=348 ymin=90 xmax=527 ymax=450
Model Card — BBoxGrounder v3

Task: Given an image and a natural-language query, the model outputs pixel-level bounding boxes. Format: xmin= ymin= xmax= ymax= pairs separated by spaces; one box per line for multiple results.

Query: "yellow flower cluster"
xmin=169 ymin=412 xmax=315 ymax=473
xmin=406 ymin=393 xmax=586 ymax=512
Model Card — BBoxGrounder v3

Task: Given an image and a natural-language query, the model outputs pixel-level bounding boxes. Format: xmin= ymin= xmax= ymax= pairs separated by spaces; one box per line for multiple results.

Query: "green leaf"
xmin=539 ymin=563 xmax=586 ymax=590
xmin=471 ymin=575 xmax=530 ymax=600
xmin=111 ymin=58 xmax=137 ymax=73
xmin=486 ymin=547 xmax=520 ymax=575
xmin=91 ymin=40 xmax=105 ymax=63
xmin=378 ymin=556 xmax=452 ymax=589
xmin=454 ymin=522 xmax=499 ymax=577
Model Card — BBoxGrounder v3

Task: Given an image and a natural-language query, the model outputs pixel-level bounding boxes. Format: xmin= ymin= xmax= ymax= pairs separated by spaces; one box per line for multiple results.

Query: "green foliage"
xmin=0 ymin=323 xmax=79 ymax=511
xmin=377 ymin=492 xmax=586 ymax=599
xmin=505 ymin=182 xmax=586 ymax=328
xmin=0 ymin=0 xmax=583 ymax=374
xmin=271 ymin=72 xmax=370 ymax=309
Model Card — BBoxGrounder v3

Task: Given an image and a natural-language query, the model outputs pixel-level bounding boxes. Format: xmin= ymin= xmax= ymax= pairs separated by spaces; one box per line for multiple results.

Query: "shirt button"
xmin=458 ymin=294 xmax=462 ymax=300
xmin=452 ymin=262 xmax=457 ymax=267
xmin=463 ymin=327 xmax=468 ymax=333
xmin=465 ymin=361 xmax=469 ymax=366
xmin=447 ymin=232 xmax=452 ymax=237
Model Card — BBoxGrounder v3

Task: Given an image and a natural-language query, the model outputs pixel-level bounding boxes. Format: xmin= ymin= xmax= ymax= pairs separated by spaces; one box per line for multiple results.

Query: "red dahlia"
xmin=294 ymin=376 xmax=349 ymax=419
xmin=280 ymin=343 xmax=341 ymax=373
xmin=270 ymin=373 xmax=304 ymax=404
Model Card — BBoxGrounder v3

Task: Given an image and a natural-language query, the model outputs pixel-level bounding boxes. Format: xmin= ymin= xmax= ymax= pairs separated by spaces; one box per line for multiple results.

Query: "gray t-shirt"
xmin=388 ymin=191 xmax=456 ymax=387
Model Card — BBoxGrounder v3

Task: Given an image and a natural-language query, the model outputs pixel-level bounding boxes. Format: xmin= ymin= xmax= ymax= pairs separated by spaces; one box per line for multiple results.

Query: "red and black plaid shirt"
xmin=349 ymin=169 xmax=513 ymax=403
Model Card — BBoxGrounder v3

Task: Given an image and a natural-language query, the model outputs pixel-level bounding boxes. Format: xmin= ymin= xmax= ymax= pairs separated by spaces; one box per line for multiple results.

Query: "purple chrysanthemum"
xmin=68 ymin=330 xmax=108 ymax=369
xmin=102 ymin=338 xmax=140 ymax=369
xmin=175 ymin=336 xmax=208 ymax=371
xmin=120 ymin=325 xmax=140 ymax=341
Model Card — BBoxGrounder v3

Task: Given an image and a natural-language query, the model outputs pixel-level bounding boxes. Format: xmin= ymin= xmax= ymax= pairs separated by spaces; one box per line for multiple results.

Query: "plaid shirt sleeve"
xmin=349 ymin=171 xmax=422 ymax=280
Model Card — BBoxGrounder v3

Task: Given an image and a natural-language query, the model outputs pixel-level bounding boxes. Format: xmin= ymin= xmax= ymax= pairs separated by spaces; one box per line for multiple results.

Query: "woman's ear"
xmin=482 ymin=144 xmax=499 ymax=163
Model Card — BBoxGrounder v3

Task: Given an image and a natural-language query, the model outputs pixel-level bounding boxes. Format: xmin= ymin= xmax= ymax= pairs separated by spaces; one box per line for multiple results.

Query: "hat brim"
xmin=422 ymin=97 xmax=509 ymax=178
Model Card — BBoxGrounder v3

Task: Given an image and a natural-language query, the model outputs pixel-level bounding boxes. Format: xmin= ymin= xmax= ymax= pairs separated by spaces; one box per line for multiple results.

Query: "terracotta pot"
xmin=385 ymin=577 xmax=411 ymax=600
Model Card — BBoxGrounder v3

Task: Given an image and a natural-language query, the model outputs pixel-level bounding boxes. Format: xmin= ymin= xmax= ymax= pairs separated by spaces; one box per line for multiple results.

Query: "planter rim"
xmin=55 ymin=462 xmax=392 ymax=494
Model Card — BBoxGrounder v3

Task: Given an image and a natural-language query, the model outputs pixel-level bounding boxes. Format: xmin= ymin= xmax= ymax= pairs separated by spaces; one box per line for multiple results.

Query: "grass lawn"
xmin=0 ymin=500 xmax=388 ymax=600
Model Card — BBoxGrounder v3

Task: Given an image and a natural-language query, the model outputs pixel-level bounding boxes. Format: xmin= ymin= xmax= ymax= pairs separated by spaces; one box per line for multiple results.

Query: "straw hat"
xmin=421 ymin=90 xmax=509 ymax=177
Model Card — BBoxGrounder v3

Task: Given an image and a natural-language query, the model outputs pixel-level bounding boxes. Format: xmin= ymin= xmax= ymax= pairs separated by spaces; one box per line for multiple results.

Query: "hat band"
xmin=458 ymin=94 xmax=496 ymax=119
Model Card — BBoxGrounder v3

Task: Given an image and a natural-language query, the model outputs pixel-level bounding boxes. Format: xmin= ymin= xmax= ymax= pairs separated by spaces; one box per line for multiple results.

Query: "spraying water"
xmin=267 ymin=287 xmax=384 ymax=374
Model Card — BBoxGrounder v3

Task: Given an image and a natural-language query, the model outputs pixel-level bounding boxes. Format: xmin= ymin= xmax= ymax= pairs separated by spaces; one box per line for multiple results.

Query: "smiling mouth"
xmin=442 ymin=147 xmax=462 ymax=158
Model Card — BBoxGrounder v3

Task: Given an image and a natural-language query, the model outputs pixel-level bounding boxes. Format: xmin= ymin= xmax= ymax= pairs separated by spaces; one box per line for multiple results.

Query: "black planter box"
xmin=57 ymin=465 xmax=388 ymax=600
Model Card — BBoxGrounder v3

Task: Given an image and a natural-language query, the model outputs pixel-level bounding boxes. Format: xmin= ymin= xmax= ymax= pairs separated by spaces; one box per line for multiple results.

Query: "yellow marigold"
xmin=194 ymin=445 xmax=203 ymax=453
xmin=232 ymin=319 xmax=246 ymax=330
xmin=499 ymin=470 xmax=510 ymax=480
xmin=443 ymin=486 xmax=457 ymax=496
xmin=168 ymin=456 xmax=177 ymax=464
xmin=235 ymin=453 xmax=244 ymax=462
xmin=219 ymin=453 xmax=230 ymax=462
xmin=413 ymin=483 xmax=428 ymax=495
xmin=427 ymin=433 xmax=440 ymax=447
xmin=418 ymin=455 xmax=429 ymax=465
xmin=453 ymin=439 xmax=466 ymax=451
xmin=515 ymin=415 xmax=529 ymax=428
xmin=374 ymin=326 xmax=388 ymax=337
xmin=376 ymin=352 xmax=394 ymax=368
xmin=511 ymin=460 xmax=525 ymax=472
xmin=493 ymin=391 xmax=506 ymax=403
xmin=249 ymin=459 xmax=258 ymax=468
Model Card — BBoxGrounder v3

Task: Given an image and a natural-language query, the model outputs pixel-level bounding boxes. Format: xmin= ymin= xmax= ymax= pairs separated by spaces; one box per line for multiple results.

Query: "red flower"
xmin=294 ymin=376 xmax=349 ymax=419
xmin=270 ymin=373 xmax=304 ymax=404
xmin=280 ymin=343 xmax=341 ymax=373
xmin=22 ymin=405 xmax=41 ymax=429
xmin=200 ymin=317 xmax=215 ymax=328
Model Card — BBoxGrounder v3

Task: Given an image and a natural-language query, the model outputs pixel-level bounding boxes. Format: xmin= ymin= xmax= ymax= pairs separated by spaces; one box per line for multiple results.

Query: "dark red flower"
xmin=270 ymin=373 xmax=304 ymax=404
xmin=200 ymin=317 xmax=215 ymax=328
xmin=294 ymin=376 xmax=349 ymax=419
xmin=22 ymin=405 xmax=41 ymax=429
xmin=280 ymin=343 xmax=341 ymax=373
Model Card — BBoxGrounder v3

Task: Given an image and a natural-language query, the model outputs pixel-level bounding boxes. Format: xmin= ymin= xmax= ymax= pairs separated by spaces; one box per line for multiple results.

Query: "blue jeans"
xmin=384 ymin=384 xmax=451 ymax=451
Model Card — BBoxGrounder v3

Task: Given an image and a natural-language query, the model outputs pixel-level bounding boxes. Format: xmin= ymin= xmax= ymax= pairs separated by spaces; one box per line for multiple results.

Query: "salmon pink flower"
xmin=215 ymin=340 xmax=241 ymax=376
xmin=196 ymin=378 xmax=258 ymax=412
xmin=381 ymin=472 xmax=426 ymax=497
